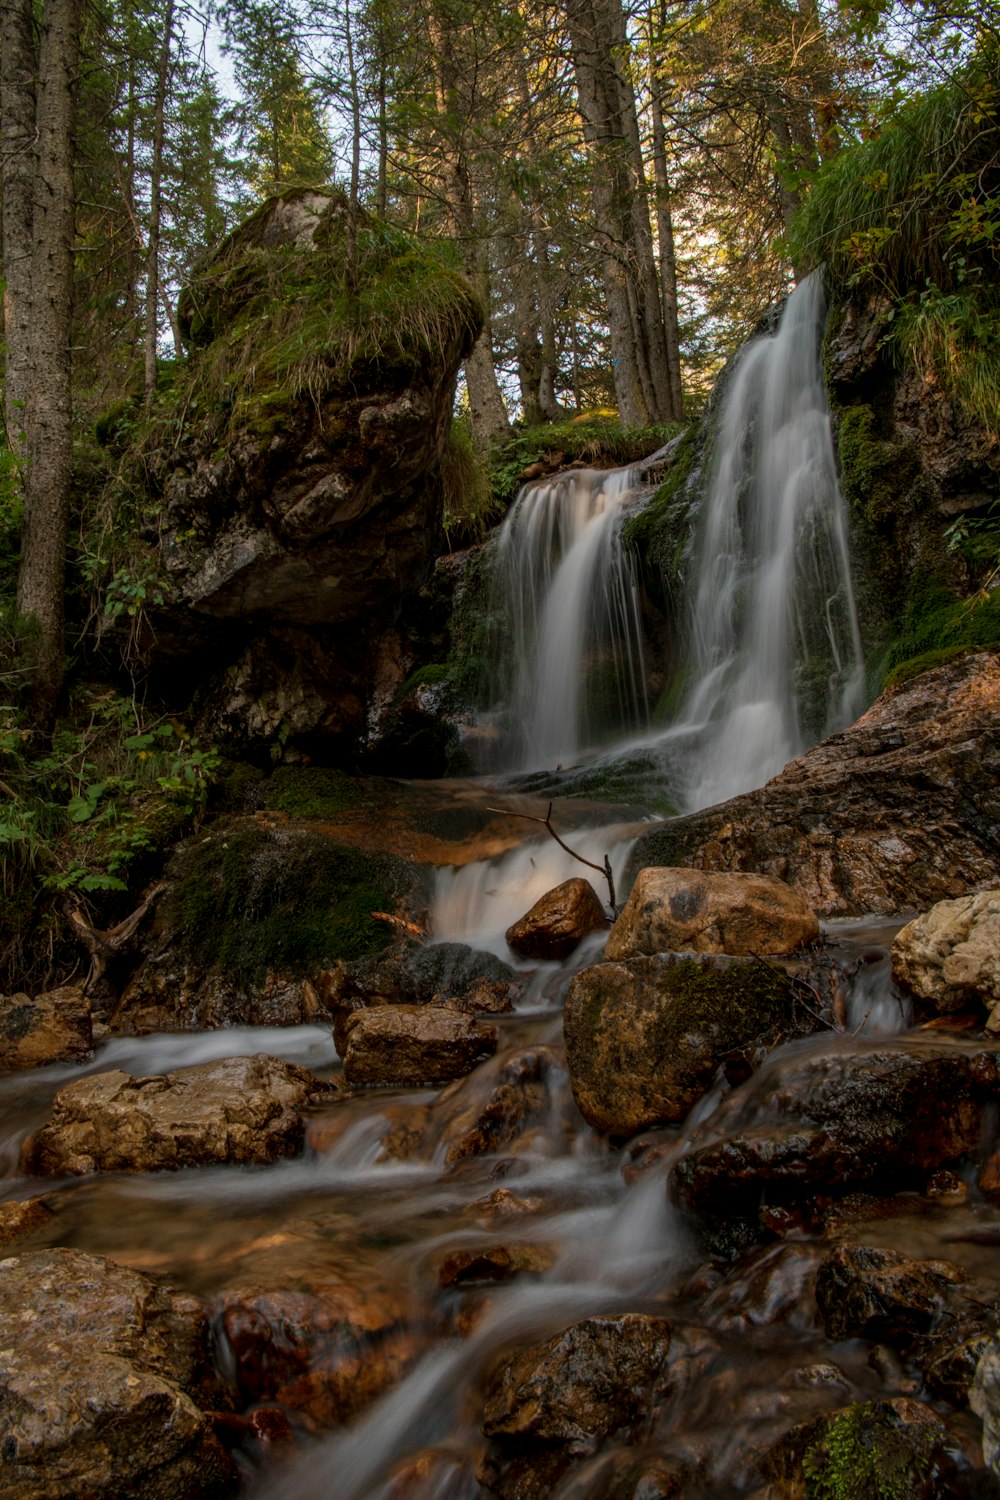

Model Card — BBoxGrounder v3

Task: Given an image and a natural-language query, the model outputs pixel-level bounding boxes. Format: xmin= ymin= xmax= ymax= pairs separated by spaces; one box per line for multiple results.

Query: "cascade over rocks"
xmin=563 ymin=952 xmax=801 ymax=1135
xmin=892 ymin=890 xmax=1000 ymax=1024
xmin=22 ymin=1053 xmax=329 ymax=1175
xmin=141 ymin=189 xmax=481 ymax=760
xmin=605 ymin=867 xmax=819 ymax=959
xmin=0 ymin=1248 xmax=233 ymax=1499
xmin=626 ymin=652 xmax=1000 ymax=918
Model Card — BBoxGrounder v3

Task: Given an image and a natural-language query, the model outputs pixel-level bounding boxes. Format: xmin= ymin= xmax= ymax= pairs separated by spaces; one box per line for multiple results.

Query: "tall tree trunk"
xmin=343 ymin=0 xmax=362 ymax=294
xmin=647 ymin=10 xmax=683 ymax=419
xmin=16 ymin=0 xmax=81 ymax=724
xmin=145 ymin=0 xmax=174 ymax=399
xmin=1 ymin=0 xmax=37 ymax=462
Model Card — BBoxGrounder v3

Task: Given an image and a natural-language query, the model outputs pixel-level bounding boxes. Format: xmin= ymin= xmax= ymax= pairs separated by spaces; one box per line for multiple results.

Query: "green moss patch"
xmin=488 ymin=416 xmax=680 ymax=509
xmin=258 ymin=766 xmax=385 ymax=818
xmin=883 ymin=575 xmax=1000 ymax=686
xmin=165 ymin=822 xmax=409 ymax=983
xmin=801 ymin=1401 xmax=950 ymax=1500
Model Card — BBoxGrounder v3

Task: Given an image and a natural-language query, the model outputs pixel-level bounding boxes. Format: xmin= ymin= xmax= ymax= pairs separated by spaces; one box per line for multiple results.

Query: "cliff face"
xmin=141 ymin=189 xmax=482 ymax=760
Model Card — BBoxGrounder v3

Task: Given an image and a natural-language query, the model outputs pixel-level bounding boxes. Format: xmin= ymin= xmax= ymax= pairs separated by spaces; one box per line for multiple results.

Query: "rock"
xmin=436 ymin=1243 xmax=553 ymax=1287
xmin=435 ymin=1045 xmax=565 ymax=1164
xmin=22 ymin=1054 xmax=327 ymax=1175
xmin=563 ymin=953 xmax=799 ymax=1135
xmin=625 ymin=653 xmax=1000 ymax=918
xmin=0 ymin=985 xmax=92 ymax=1073
xmin=972 ymin=1339 xmax=1000 ymax=1477
xmin=142 ymin=189 xmax=482 ymax=761
xmin=483 ymin=1313 xmax=672 ymax=1444
xmin=341 ymin=1005 xmax=497 ymax=1086
xmin=0 ymin=1247 xmax=232 ymax=1499
xmin=214 ymin=1260 xmax=423 ymax=1430
xmin=0 ymin=1198 xmax=54 ymax=1249
xmin=815 ymin=1244 xmax=967 ymax=1344
xmin=505 ymin=878 xmax=608 ymax=960
xmin=761 ymin=1397 xmax=971 ymax=1499
xmin=672 ymin=1040 xmax=1000 ymax=1225
xmin=892 ymin=890 xmax=1000 ymax=1017
xmin=606 ymin=867 xmax=818 ymax=960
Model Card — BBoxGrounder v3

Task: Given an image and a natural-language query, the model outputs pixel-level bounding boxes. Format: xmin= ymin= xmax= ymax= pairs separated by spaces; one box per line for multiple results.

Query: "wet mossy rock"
xmin=144 ymin=189 xmax=483 ymax=759
xmin=563 ymin=953 xmax=799 ymax=1135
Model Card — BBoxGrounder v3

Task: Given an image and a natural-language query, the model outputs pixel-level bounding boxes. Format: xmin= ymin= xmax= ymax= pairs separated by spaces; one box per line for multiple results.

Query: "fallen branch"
xmin=487 ymin=800 xmax=617 ymax=912
xmin=371 ymin=911 xmax=427 ymax=941
xmin=62 ymin=881 xmax=167 ymax=994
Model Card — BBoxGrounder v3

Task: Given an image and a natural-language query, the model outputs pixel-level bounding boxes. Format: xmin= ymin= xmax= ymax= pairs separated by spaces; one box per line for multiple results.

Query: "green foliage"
xmin=894 ymin=279 xmax=1000 ymax=444
xmin=258 ymin=765 xmax=381 ymax=818
xmin=802 ymin=1403 xmax=942 ymax=1499
xmin=883 ymin=574 xmax=1000 ymax=686
xmin=487 ymin=415 xmax=680 ymax=509
xmin=620 ymin=429 xmax=698 ymax=599
xmin=440 ymin=414 xmax=500 ymax=543
xmin=166 ymin=823 xmax=403 ymax=983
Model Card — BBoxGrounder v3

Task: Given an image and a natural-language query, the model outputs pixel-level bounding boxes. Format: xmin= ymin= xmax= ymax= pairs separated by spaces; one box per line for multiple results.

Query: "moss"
xmin=883 ymin=574 xmax=1000 ymax=685
xmin=801 ymin=1402 xmax=946 ymax=1500
xmin=837 ymin=406 xmax=920 ymax=529
xmin=165 ymin=823 xmax=407 ymax=982
xmin=258 ymin=766 xmax=383 ymax=818
xmin=620 ymin=430 xmax=698 ymax=617
xmin=488 ymin=416 xmax=680 ymax=509
xmin=397 ymin=663 xmax=450 ymax=700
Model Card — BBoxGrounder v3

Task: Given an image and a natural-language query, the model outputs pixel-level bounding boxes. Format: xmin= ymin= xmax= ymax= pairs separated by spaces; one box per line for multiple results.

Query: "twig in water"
xmin=486 ymin=800 xmax=618 ymax=913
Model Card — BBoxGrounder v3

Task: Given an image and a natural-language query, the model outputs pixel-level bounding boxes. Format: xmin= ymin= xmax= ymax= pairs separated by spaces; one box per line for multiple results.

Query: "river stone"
xmin=0 ymin=1247 xmax=232 ymax=1499
xmin=563 ymin=953 xmax=797 ymax=1135
xmin=21 ymin=1053 xmax=327 ymax=1175
xmin=892 ymin=889 xmax=1000 ymax=1019
xmin=815 ymin=1243 xmax=968 ymax=1345
xmin=341 ymin=1004 xmax=497 ymax=1086
xmin=0 ymin=984 xmax=92 ymax=1073
xmin=672 ymin=1040 xmax=1000 ymax=1223
xmin=606 ymin=867 xmax=819 ymax=960
xmin=505 ymin=877 xmax=608 ymax=960
xmin=972 ymin=1339 xmax=1000 ymax=1476
xmin=761 ymin=1397 xmax=967 ymax=1498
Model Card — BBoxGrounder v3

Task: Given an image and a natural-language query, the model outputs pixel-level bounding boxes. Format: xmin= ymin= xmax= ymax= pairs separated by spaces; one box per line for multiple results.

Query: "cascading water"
xmin=487 ymin=272 xmax=865 ymax=813
xmin=490 ymin=466 xmax=650 ymax=770
xmin=673 ymin=270 xmax=865 ymax=809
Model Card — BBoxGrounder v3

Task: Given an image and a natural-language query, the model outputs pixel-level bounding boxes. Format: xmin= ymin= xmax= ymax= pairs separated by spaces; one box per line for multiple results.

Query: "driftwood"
xmin=62 ymin=882 xmax=167 ymax=993
xmin=371 ymin=911 xmax=428 ymax=941
xmin=486 ymin=799 xmax=617 ymax=912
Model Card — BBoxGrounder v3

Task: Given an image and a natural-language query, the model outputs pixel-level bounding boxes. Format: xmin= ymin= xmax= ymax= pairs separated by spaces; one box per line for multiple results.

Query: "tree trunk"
xmin=16 ymin=0 xmax=82 ymax=725
xmin=1 ymin=0 xmax=37 ymax=462
xmin=145 ymin=0 xmax=174 ymax=399
xmin=647 ymin=12 xmax=683 ymax=419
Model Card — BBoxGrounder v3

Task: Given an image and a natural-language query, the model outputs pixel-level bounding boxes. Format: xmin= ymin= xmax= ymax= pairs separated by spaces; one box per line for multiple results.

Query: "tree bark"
xmin=145 ymin=0 xmax=174 ymax=399
xmin=1 ymin=0 xmax=37 ymax=462
xmin=15 ymin=0 xmax=82 ymax=725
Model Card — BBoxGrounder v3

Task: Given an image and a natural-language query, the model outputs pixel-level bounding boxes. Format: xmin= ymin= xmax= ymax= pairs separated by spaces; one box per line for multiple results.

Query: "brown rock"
xmin=892 ymin=889 xmax=1000 ymax=1015
xmin=625 ymin=652 xmax=1000 ymax=918
xmin=563 ymin=953 xmax=798 ymax=1135
xmin=0 ymin=1198 xmax=54 ymax=1249
xmin=505 ymin=878 xmax=608 ymax=960
xmin=436 ymin=1046 xmax=563 ymax=1164
xmin=816 ymin=1244 xmax=967 ymax=1345
xmin=22 ymin=1053 xmax=327 ymax=1175
xmin=0 ymin=1248 xmax=232 ymax=1499
xmin=0 ymin=985 xmax=92 ymax=1073
xmin=436 ymin=1243 xmax=553 ymax=1288
xmin=607 ymin=867 xmax=818 ymax=959
xmin=342 ymin=1004 xmax=497 ymax=1086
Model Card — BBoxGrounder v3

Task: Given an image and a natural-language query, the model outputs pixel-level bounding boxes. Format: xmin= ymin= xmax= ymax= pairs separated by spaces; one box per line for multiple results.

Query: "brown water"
xmin=1 ymin=821 xmax=996 ymax=1499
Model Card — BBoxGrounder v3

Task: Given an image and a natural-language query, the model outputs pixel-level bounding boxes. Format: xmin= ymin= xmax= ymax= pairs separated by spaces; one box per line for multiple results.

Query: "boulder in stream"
xmin=892 ymin=889 xmax=1000 ymax=1022
xmin=0 ymin=984 xmax=92 ymax=1073
xmin=505 ymin=877 xmax=608 ymax=960
xmin=606 ymin=867 xmax=819 ymax=960
xmin=341 ymin=1003 xmax=498 ymax=1086
xmin=563 ymin=953 xmax=800 ymax=1135
xmin=815 ymin=1243 xmax=968 ymax=1344
xmin=22 ymin=1053 xmax=328 ymax=1175
xmin=0 ymin=1247 xmax=233 ymax=1499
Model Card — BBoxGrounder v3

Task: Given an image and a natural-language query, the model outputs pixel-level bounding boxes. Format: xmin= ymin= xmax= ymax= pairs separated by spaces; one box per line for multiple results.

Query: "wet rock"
xmin=673 ymin=1040 xmax=1000 ymax=1224
xmin=214 ymin=1260 xmax=423 ymax=1430
xmin=0 ymin=984 xmax=92 ymax=1073
xmin=625 ymin=653 xmax=1000 ymax=918
xmin=482 ymin=1313 xmax=672 ymax=1445
xmin=432 ymin=1046 xmax=563 ymax=1165
xmin=0 ymin=1247 xmax=233 ymax=1499
xmin=505 ymin=878 xmax=608 ymax=960
xmin=22 ymin=1053 xmax=327 ymax=1175
xmin=606 ymin=867 xmax=818 ymax=960
xmin=563 ymin=953 xmax=799 ymax=1135
xmin=816 ymin=1243 xmax=968 ymax=1344
xmin=923 ymin=1326 xmax=1000 ymax=1406
xmin=442 ymin=979 xmax=516 ymax=1016
xmin=0 ymin=1198 xmax=54 ymax=1249
xmin=341 ymin=1004 xmax=497 ymax=1086
xmin=599 ymin=1450 xmax=696 ymax=1498
xmin=972 ymin=1339 xmax=1000 ymax=1476
xmin=761 ymin=1396 xmax=985 ymax=1499
xmin=892 ymin=890 xmax=1000 ymax=1019
xmin=436 ymin=1243 xmax=554 ymax=1287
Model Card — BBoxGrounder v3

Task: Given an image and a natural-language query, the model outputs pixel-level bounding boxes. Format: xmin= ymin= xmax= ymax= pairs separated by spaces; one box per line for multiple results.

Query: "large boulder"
xmin=340 ymin=1004 xmax=497 ymax=1087
xmin=815 ymin=1244 xmax=968 ymax=1345
xmin=505 ymin=878 xmax=608 ymax=960
xmin=563 ymin=953 xmax=799 ymax=1135
xmin=892 ymin=890 xmax=1000 ymax=1021
xmin=0 ymin=985 xmax=92 ymax=1073
xmin=626 ymin=652 xmax=1000 ymax=918
xmin=605 ymin=867 xmax=818 ymax=960
xmin=133 ymin=189 xmax=482 ymax=760
xmin=22 ymin=1053 xmax=328 ymax=1175
xmin=0 ymin=1248 xmax=233 ymax=1499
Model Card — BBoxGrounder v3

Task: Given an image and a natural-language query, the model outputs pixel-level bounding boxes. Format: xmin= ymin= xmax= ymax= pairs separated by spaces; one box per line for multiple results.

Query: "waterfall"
xmin=487 ymin=273 xmax=864 ymax=811
xmin=491 ymin=466 xmax=649 ymax=770
xmin=673 ymin=271 xmax=865 ymax=809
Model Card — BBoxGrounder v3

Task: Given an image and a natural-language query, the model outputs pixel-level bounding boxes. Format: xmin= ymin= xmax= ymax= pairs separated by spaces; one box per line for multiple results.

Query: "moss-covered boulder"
xmin=563 ymin=952 xmax=799 ymax=1135
xmin=138 ymin=189 xmax=482 ymax=760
